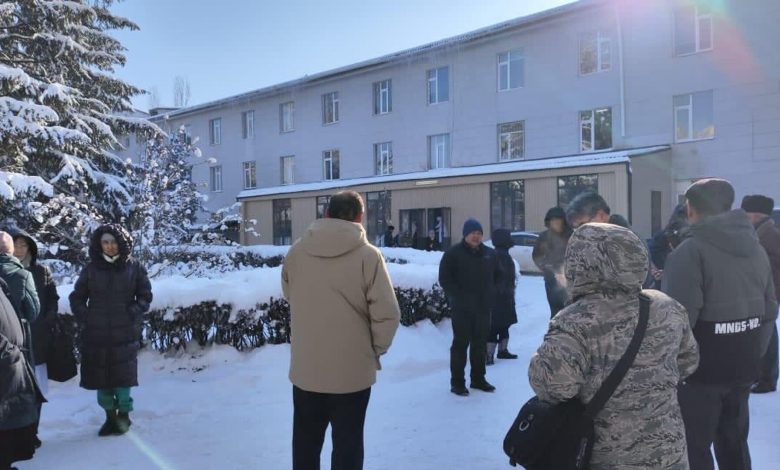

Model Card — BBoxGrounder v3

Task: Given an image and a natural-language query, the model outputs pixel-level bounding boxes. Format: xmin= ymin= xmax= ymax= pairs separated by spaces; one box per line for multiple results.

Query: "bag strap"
xmin=584 ymin=293 xmax=650 ymax=418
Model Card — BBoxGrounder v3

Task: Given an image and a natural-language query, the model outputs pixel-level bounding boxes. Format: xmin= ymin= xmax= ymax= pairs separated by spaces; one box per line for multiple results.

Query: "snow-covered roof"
xmin=237 ymin=145 xmax=670 ymax=200
xmin=152 ymin=0 xmax=596 ymax=121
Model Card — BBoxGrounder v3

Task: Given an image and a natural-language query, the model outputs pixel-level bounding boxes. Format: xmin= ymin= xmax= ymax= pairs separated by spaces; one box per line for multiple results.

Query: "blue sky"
xmin=111 ymin=0 xmax=574 ymax=111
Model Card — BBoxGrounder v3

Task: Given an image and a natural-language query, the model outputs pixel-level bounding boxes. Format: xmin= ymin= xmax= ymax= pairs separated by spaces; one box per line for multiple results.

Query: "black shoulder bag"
xmin=503 ymin=294 xmax=651 ymax=470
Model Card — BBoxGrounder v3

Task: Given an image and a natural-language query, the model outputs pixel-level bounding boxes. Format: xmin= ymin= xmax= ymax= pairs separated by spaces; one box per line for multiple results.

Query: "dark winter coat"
xmin=10 ymin=230 xmax=59 ymax=365
xmin=755 ymin=217 xmax=780 ymax=301
xmin=0 ymin=254 xmax=39 ymax=326
xmin=491 ymin=229 xmax=518 ymax=329
xmin=68 ymin=225 xmax=152 ymax=390
xmin=0 ymin=278 xmax=44 ymax=431
xmin=532 ymin=228 xmax=572 ymax=281
xmin=662 ymin=210 xmax=778 ymax=386
xmin=438 ymin=240 xmax=501 ymax=318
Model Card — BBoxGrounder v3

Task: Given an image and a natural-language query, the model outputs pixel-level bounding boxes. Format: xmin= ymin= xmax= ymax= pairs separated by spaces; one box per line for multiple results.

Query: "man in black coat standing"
xmin=663 ymin=179 xmax=778 ymax=470
xmin=439 ymin=218 xmax=501 ymax=396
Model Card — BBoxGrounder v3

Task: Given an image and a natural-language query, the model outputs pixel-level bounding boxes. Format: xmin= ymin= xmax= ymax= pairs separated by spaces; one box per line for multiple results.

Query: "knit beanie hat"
xmin=741 ymin=195 xmax=774 ymax=216
xmin=462 ymin=218 xmax=483 ymax=238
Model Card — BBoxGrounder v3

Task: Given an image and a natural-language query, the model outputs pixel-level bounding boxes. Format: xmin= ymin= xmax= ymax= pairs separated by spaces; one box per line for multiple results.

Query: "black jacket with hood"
xmin=490 ymin=229 xmax=518 ymax=329
xmin=68 ymin=224 xmax=153 ymax=390
xmin=662 ymin=209 xmax=778 ymax=385
xmin=9 ymin=229 xmax=59 ymax=365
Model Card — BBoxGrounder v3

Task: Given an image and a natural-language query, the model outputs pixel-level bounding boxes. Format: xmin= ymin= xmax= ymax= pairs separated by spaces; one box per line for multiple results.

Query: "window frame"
xmin=316 ymin=195 xmax=331 ymax=219
xmin=373 ymin=79 xmax=392 ymax=115
xmin=673 ymin=90 xmax=715 ymax=143
xmin=322 ymin=92 xmax=340 ymax=125
xmin=497 ymin=121 xmax=525 ymax=161
xmin=428 ymin=133 xmax=451 ymax=170
xmin=323 ymin=149 xmax=340 ymax=181
xmin=242 ymin=110 xmax=255 ymax=139
xmin=497 ymin=49 xmax=524 ymax=92
xmin=242 ymin=161 xmax=257 ymax=190
xmin=579 ymin=107 xmax=613 ymax=152
xmin=374 ymin=141 xmax=393 ymax=176
xmin=209 ymin=118 xmax=221 ymax=145
xmin=209 ymin=165 xmax=223 ymax=192
xmin=490 ymin=180 xmax=526 ymax=233
xmin=557 ymin=174 xmax=599 ymax=210
xmin=272 ymin=198 xmax=292 ymax=246
xmin=280 ymin=155 xmax=295 ymax=185
xmin=427 ymin=66 xmax=450 ymax=105
xmin=674 ymin=4 xmax=714 ymax=56
xmin=280 ymin=101 xmax=295 ymax=133
xmin=579 ymin=31 xmax=612 ymax=75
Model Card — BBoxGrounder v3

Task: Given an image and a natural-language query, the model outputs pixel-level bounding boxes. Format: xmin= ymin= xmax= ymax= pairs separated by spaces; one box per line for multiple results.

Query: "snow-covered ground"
xmin=20 ymin=276 xmax=780 ymax=469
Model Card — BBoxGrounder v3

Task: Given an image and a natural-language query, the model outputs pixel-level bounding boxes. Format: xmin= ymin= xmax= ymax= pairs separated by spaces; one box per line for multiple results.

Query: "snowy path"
xmin=21 ymin=277 xmax=780 ymax=469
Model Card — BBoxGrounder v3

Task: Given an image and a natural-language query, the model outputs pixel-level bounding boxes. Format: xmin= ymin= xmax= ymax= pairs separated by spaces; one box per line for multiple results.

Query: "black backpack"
xmin=503 ymin=294 xmax=650 ymax=469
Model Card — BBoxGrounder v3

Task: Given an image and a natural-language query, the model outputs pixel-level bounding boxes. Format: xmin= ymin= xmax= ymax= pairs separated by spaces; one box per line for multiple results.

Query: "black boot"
xmin=115 ymin=411 xmax=132 ymax=435
xmin=470 ymin=380 xmax=496 ymax=392
xmin=98 ymin=410 xmax=117 ymax=437
xmin=450 ymin=384 xmax=469 ymax=396
xmin=486 ymin=342 xmax=497 ymax=366
xmin=497 ymin=339 xmax=518 ymax=359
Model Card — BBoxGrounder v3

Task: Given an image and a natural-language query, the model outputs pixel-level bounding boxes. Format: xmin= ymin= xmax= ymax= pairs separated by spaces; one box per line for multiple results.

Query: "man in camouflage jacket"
xmin=529 ymin=223 xmax=699 ymax=469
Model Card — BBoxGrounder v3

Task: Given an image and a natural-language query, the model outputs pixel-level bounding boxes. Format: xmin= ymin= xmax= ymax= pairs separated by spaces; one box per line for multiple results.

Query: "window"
xmin=675 ymin=4 xmax=713 ymax=56
xmin=427 ymin=208 xmax=451 ymax=249
xmin=579 ymin=31 xmax=611 ymax=75
xmin=323 ymin=149 xmax=340 ymax=180
xmin=281 ymin=156 xmax=295 ymax=185
xmin=209 ymin=118 xmax=221 ymax=145
xmin=428 ymin=133 xmax=450 ymax=169
xmin=674 ymin=90 xmax=714 ymax=142
xmin=651 ymin=191 xmax=663 ymax=235
xmin=557 ymin=174 xmax=599 ymax=210
xmin=399 ymin=209 xmax=425 ymax=248
xmin=209 ymin=166 xmax=223 ymax=192
xmin=272 ymin=199 xmax=292 ymax=246
xmin=498 ymin=121 xmax=524 ymax=161
xmin=490 ymin=180 xmax=525 ymax=233
xmin=183 ymin=124 xmax=193 ymax=144
xmin=242 ymin=161 xmax=256 ymax=189
xmin=427 ymin=67 xmax=450 ymax=104
xmin=280 ymin=101 xmax=295 ymax=133
xmin=366 ymin=191 xmax=392 ymax=246
xmin=580 ymin=107 xmax=613 ymax=152
xmin=373 ymin=79 xmax=392 ymax=115
xmin=316 ymin=196 xmax=331 ymax=219
xmin=323 ymin=92 xmax=339 ymax=124
xmin=242 ymin=110 xmax=255 ymax=138
xmin=498 ymin=49 xmax=524 ymax=91
xmin=374 ymin=142 xmax=393 ymax=176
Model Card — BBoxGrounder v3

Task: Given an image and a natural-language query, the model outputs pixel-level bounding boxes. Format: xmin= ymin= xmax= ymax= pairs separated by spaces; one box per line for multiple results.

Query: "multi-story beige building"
xmin=136 ymin=0 xmax=780 ymax=247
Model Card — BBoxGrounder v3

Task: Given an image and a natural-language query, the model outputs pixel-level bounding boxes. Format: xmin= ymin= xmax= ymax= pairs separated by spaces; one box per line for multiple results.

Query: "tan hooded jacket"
xmin=282 ymin=218 xmax=401 ymax=394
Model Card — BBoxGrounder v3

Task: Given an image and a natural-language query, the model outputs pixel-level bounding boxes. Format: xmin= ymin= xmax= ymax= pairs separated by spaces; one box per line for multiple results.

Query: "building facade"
xmin=128 ymin=0 xmax=780 ymax=246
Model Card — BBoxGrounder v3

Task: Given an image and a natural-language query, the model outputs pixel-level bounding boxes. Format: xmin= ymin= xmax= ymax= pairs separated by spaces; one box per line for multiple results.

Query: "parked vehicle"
xmin=486 ymin=232 xmax=541 ymax=274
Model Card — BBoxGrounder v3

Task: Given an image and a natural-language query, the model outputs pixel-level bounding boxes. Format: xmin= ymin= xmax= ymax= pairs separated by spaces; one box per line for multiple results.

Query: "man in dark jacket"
xmin=0 ymin=232 xmax=40 ymax=327
xmin=439 ymin=218 xmax=501 ymax=396
xmin=69 ymin=224 xmax=152 ymax=437
xmin=0 ymin=278 xmax=45 ymax=469
xmin=742 ymin=194 xmax=780 ymax=394
xmin=487 ymin=229 xmax=518 ymax=365
xmin=663 ymin=179 xmax=778 ymax=470
xmin=532 ymin=207 xmax=572 ymax=318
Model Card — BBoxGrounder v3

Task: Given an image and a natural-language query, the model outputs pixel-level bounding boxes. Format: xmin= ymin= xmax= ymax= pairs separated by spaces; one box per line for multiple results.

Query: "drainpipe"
xmin=615 ymin=3 xmax=626 ymax=138
xmin=626 ymin=161 xmax=633 ymax=225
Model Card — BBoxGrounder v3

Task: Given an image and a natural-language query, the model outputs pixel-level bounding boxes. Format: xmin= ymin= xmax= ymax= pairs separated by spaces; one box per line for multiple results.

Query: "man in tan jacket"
xmin=282 ymin=190 xmax=400 ymax=470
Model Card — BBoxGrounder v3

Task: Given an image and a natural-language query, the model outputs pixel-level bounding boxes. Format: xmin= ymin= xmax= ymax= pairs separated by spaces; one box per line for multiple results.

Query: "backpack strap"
xmin=584 ymin=293 xmax=650 ymax=418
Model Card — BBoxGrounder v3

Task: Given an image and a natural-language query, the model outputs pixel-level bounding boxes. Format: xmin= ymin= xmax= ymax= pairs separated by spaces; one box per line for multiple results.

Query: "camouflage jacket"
xmin=529 ymin=223 xmax=699 ymax=469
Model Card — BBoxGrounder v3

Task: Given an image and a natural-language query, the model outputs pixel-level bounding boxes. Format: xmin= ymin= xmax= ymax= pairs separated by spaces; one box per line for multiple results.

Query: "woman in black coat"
xmin=11 ymin=229 xmax=59 ymax=447
xmin=69 ymin=224 xmax=152 ymax=437
xmin=487 ymin=229 xmax=519 ymax=365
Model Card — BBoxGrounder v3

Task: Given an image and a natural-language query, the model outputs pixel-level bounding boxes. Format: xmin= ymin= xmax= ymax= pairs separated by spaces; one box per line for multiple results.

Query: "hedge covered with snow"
xmin=55 ymin=247 xmax=452 ymax=353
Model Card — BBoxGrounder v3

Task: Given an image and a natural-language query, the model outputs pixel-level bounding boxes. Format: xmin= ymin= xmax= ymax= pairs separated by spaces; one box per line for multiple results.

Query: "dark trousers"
xmin=450 ymin=310 xmax=490 ymax=386
xmin=292 ymin=386 xmax=371 ymax=470
xmin=758 ymin=323 xmax=779 ymax=387
xmin=488 ymin=325 xmax=509 ymax=343
xmin=678 ymin=382 xmax=752 ymax=470
xmin=544 ymin=277 xmax=567 ymax=319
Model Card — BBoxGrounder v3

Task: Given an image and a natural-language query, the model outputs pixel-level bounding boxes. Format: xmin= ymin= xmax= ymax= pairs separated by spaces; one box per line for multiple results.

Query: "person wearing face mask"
xmin=69 ymin=224 xmax=152 ymax=437
xmin=9 ymin=229 xmax=58 ymax=448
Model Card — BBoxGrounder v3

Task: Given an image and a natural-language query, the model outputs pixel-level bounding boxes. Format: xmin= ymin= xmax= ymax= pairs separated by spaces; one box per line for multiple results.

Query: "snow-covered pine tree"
xmin=130 ymin=126 xmax=209 ymax=260
xmin=0 ymin=0 xmax=159 ymax=262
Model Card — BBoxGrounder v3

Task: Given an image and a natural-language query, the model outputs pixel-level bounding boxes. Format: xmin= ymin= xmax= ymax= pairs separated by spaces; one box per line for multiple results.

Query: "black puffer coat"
xmin=68 ymin=225 xmax=152 ymax=390
xmin=491 ymin=229 xmax=518 ymax=329
xmin=10 ymin=229 xmax=59 ymax=365
xmin=438 ymin=241 xmax=501 ymax=317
